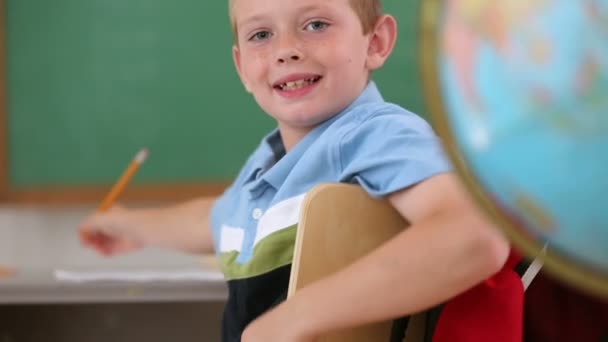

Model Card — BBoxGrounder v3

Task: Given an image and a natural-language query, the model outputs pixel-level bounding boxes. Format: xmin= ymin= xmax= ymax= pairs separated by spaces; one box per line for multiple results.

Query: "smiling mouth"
xmin=274 ymin=76 xmax=322 ymax=91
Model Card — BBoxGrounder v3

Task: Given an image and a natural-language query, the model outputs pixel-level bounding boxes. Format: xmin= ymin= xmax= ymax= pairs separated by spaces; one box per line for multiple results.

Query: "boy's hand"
xmin=241 ymin=303 xmax=317 ymax=342
xmin=79 ymin=206 xmax=145 ymax=256
xmin=80 ymin=198 xmax=216 ymax=256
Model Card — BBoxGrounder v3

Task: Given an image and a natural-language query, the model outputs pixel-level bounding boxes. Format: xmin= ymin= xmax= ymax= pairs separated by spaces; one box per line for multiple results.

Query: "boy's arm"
xmin=80 ymin=197 xmax=216 ymax=256
xmin=136 ymin=197 xmax=217 ymax=253
xmin=242 ymin=173 xmax=510 ymax=341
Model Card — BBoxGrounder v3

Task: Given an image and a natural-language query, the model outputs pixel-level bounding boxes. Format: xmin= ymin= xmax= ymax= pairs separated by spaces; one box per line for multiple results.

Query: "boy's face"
xmin=232 ymin=0 xmax=383 ymax=138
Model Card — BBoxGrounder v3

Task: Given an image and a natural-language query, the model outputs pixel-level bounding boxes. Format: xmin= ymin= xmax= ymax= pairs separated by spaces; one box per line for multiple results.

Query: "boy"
xmin=80 ymin=0 xmax=510 ymax=341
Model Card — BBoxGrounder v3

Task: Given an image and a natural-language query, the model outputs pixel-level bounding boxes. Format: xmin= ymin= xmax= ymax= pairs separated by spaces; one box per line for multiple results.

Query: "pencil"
xmin=98 ymin=148 xmax=148 ymax=212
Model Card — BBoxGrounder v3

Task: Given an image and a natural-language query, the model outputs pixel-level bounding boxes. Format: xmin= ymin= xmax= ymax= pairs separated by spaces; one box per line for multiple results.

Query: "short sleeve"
xmin=338 ymin=107 xmax=452 ymax=198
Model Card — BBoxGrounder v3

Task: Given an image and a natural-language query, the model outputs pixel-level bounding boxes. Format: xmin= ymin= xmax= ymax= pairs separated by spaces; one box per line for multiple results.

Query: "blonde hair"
xmin=228 ymin=0 xmax=382 ymax=39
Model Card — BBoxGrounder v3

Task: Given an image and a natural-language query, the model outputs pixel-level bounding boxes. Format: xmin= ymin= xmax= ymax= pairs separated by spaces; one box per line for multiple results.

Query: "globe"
xmin=419 ymin=0 xmax=608 ymax=297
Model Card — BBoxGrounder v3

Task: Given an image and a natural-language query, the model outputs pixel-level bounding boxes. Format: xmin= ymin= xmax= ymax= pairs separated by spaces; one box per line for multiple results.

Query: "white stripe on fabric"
xmin=253 ymin=193 xmax=306 ymax=247
xmin=219 ymin=225 xmax=245 ymax=253
xmin=522 ymin=244 xmax=548 ymax=291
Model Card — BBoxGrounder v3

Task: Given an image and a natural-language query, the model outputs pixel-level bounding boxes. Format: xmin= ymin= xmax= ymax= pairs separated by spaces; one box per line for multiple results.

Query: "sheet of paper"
xmin=54 ymin=268 xmax=224 ymax=283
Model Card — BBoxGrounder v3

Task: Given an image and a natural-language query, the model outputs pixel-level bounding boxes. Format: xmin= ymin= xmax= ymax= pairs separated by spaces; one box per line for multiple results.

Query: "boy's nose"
xmin=277 ymin=54 xmax=300 ymax=63
xmin=275 ymin=34 xmax=304 ymax=64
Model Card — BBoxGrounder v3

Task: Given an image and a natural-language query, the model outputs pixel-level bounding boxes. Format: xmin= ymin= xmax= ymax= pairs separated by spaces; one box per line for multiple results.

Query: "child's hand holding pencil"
xmin=79 ymin=206 xmax=147 ymax=256
xmin=79 ymin=148 xmax=217 ymax=256
xmin=79 ymin=149 xmax=149 ymax=256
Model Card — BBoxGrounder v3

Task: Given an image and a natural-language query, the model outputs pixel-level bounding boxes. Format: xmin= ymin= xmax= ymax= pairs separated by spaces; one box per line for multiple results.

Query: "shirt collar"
xmin=244 ymin=129 xmax=283 ymax=185
xmin=254 ymin=81 xmax=384 ymax=189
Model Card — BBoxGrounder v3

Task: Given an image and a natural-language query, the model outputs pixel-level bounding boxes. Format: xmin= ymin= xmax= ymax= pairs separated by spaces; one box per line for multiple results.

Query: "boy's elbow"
xmin=482 ymin=229 xmax=510 ymax=275
xmin=467 ymin=214 xmax=511 ymax=276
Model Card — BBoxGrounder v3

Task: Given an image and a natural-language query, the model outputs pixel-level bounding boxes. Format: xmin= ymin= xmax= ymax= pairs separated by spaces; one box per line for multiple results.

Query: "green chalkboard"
xmin=6 ymin=0 xmax=424 ymax=189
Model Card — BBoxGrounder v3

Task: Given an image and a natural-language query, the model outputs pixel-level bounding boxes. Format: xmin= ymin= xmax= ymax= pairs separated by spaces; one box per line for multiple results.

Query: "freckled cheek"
xmin=242 ymin=53 xmax=270 ymax=81
xmin=312 ymin=36 xmax=351 ymax=61
xmin=318 ymin=49 xmax=353 ymax=69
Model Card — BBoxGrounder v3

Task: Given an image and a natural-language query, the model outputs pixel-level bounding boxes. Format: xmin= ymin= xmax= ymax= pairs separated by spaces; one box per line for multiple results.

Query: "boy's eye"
xmin=304 ymin=21 xmax=329 ymax=32
xmin=249 ymin=31 xmax=272 ymax=41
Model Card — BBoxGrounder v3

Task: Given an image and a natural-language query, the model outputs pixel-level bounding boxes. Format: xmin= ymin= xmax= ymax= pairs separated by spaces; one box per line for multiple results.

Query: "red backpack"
xmin=431 ymin=250 xmax=526 ymax=342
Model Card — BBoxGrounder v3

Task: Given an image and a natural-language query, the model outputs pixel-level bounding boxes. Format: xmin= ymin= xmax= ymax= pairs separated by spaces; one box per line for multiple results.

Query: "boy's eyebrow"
xmin=238 ymin=14 xmax=267 ymax=29
xmin=296 ymin=4 xmax=326 ymax=15
xmin=237 ymin=4 xmax=329 ymax=29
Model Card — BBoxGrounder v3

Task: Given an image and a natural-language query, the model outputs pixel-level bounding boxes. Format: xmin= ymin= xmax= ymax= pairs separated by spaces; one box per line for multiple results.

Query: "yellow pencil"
xmin=98 ymin=148 xmax=148 ymax=212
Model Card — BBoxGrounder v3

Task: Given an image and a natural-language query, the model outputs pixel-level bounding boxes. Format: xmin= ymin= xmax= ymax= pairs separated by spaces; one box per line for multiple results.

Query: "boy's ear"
xmin=232 ymin=45 xmax=252 ymax=93
xmin=365 ymin=14 xmax=398 ymax=71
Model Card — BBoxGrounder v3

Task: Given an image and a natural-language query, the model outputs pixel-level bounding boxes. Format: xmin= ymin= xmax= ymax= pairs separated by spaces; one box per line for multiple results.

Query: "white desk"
xmin=0 ymin=206 xmax=227 ymax=304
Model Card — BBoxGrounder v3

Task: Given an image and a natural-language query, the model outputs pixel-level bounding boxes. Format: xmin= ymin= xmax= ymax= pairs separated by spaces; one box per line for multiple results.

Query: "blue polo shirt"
xmin=210 ymin=82 xmax=451 ymax=341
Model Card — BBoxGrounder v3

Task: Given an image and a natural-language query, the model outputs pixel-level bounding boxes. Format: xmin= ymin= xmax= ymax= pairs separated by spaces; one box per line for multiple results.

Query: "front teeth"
xmin=280 ymin=77 xmax=318 ymax=91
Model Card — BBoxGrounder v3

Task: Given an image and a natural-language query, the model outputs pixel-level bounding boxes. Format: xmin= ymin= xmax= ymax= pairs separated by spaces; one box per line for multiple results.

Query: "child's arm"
xmin=242 ymin=173 xmax=510 ymax=341
xmin=79 ymin=197 xmax=216 ymax=256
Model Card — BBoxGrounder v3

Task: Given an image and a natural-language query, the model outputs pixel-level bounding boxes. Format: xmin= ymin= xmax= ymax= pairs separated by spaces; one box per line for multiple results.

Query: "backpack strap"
xmin=521 ymin=245 xmax=548 ymax=290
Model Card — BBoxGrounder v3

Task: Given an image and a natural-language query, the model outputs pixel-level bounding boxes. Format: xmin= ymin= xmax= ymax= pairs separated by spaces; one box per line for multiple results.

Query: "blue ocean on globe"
xmin=438 ymin=0 xmax=608 ymax=271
